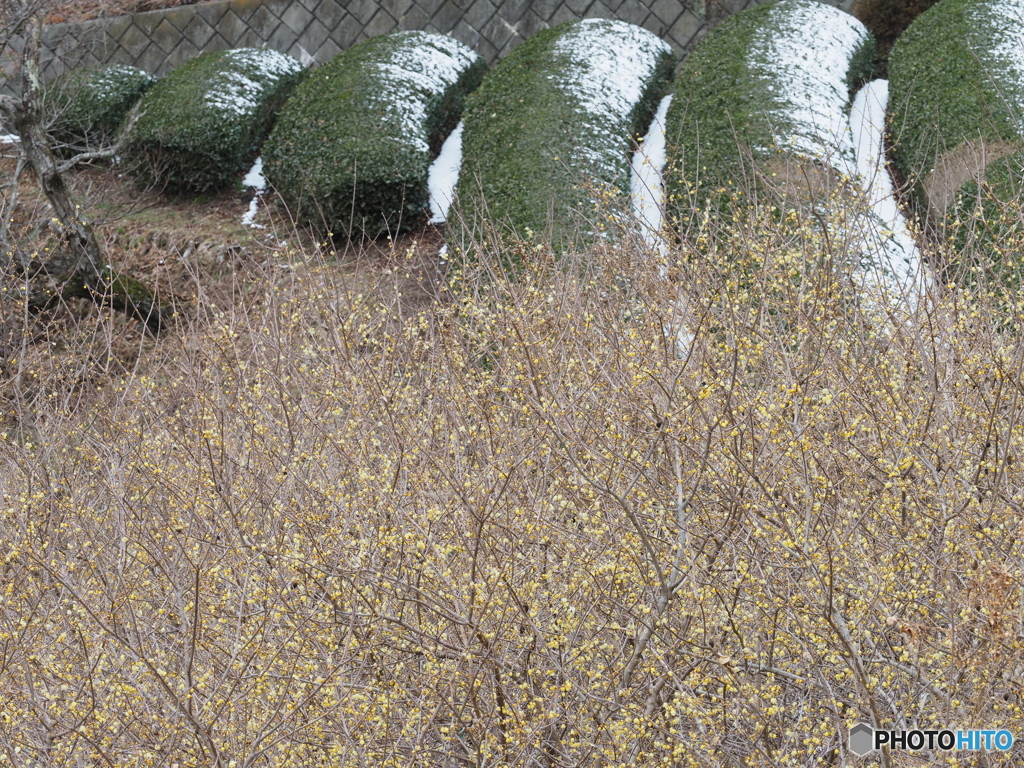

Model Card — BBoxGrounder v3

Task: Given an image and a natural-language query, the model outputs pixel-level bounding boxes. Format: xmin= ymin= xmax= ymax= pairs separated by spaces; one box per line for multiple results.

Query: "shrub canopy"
xmin=123 ymin=48 xmax=304 ymax=194
xmin=889 ymin=0 xmax=1024 ymax=189
xmin=262 ymin=31 xmax=485 ymax=238
xmin=451 ymin=19 xmax=674 ymax=257
xmin=657 ymin=1 xmax=933 ymax=306
xmin=889 ymin=0 xmax=1024 ymax=283
xmin=45 ymin=64 xmax=156 ymax=154
xmin=663 ymin=0 xmax=874 ymax=215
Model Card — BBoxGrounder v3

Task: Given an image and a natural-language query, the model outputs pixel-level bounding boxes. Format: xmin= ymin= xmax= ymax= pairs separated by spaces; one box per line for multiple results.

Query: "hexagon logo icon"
xmin=849 ymin=722 xmax=874 ymax=756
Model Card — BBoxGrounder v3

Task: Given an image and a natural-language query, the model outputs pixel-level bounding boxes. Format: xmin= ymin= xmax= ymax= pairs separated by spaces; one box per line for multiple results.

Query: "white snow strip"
xmin=549 ymin=19 xmax=672 ymax=177
xmin=373 ymin=33 xmax=480 ymax=154
xmin=242 ymin=195 xmax=264 ymax=229
xmin=630 ymin=94 xmax=673 ymax=251
xmin=428 ymin=121 xmax=463 ymax=224
xmin=971 ymin=0 xmax=1024 ymax=129
xmin=0 ymin=134 xmax=19 ymax=146
xmin=626 ymin=94 xmax=693 ymax=357
xmin=242 ymin=156 xmax=266 ymax=228
xmin=747 ymin=0 xmax=867 ymax=178
xmin=849 ymin=80 xmax=926 ymax=304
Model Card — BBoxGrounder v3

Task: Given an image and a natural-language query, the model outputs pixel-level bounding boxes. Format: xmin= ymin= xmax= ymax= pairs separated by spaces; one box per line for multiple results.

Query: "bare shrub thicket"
xmin=1 ymin=188 xmax=1023 ymax=768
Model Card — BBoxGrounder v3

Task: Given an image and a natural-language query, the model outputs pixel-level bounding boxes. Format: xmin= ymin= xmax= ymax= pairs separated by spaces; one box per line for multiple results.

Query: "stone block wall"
xmin=30 ymin=0 xmax=852 ymax=82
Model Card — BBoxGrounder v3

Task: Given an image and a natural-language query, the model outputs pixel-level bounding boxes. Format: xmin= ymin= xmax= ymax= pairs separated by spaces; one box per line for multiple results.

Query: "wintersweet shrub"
xmin=451 ymin=19 xmax=674 ymax=257
xmin=5 ymin=205 xmax=1024 ymax=768
xmin=262 ymin=31 xmax=485 ymax=238
xmin=45 ymin=64 xmax=156 ymax=154
xmin=889 ymin=0 xmax=1024 ymax=282
xmin=941 ymin=150 xmax=1024 ymax=286
xmin=123 ymin=48 xmax=304 ymax=193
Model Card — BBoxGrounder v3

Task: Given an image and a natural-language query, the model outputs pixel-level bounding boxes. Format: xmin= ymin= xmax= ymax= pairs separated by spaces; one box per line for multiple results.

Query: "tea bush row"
xmin=45 ymin=64 xmax=155 ymax=154
xmin=262 ymin=31 xmax=485 ymax=237
xmin=450 ymin=19 xmax=674 ymax=255
xmin=123 ymin=47 xmax=304 ymax=193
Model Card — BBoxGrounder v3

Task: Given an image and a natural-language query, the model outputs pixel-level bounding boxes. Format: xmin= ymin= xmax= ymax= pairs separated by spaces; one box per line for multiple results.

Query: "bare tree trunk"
xmin=1 ymin=10 xmax=172 ymax=334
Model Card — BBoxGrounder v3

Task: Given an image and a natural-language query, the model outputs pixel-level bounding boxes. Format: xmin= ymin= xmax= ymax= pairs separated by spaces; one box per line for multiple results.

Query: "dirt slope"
xmin=45 ymin=0 xmax=211 ymax=25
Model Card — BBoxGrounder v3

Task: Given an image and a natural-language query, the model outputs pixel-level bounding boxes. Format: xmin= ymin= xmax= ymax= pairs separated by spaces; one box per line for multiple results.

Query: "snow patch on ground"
xmin=0 ymin=134 xmax=19 ymax=146
xmin=242 ymin=196 xmax=263 ymax=228
xmin=630 ymin=94 xmax=673 ymax=251
xmin=550 ymin=19 xmax=672 ymax=177
xmin=849 ymin=80 xmax=926 ymax=304
xmin=243 ymin=156 xmax=266 ymax=190
xmin=626 ymin=94 xmax=692 ymax=356
xmin=204 ymin=49 xmax=303 ymax=119
xmin=747 ymin=0 xmax=867 ymax=177
xmin=428 ymin=121 xmax=463 ymax=224
xmin=374 ymin=34 xmax=480 ymax=154
xmin=970 ymin=0 xmax=1024 ymax=130
xmin=242 ymin=156 xmax=266 ymax=228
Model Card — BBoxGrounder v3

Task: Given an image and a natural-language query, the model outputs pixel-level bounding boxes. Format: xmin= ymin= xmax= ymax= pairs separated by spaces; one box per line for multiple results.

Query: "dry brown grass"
xmin=44 ymin=0 xmax=210 ymax=25
xmin=2 ymin=163 xmax=1024 ymax=767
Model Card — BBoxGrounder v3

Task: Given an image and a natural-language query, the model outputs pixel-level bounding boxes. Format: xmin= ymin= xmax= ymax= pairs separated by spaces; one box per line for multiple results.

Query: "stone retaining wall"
xmin=31 ymin=0 xmax=852 ymax=81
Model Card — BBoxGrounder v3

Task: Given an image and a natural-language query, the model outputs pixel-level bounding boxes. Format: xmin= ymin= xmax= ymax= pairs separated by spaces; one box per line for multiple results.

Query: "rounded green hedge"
xmin=450 ymin=19 xmax=674 ymax=256
xmin=262 ymin=31 xmax=485 ymax=238
xmin=663 ymin=0 xmax=874 ymax=217
xmin=889 ymin=0 xmax=1024 ymax=279
xmin=947 ymin=150 xmax=1024 ymax=283
xmin=123 ymin=48 xmax=304 ymax=193
xmin=45 ymin=64 xmax=156 ymax=154
xmin=889 ymin=0 xmax=1024 ymax=190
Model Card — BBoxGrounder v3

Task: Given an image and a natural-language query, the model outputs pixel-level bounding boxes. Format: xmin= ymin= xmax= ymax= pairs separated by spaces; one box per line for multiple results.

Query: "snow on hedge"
xmin=46 ymin=64 xmax=156 ymax=154
xmin=981 ymin=1 xmax=1024 ymax=119
xmin=262 ymin=32 xmax=485 ymax=237
xmin=451 ymin=19 xmax=674 ymax=256
xmin=890 ymin=0 xmax=1024 ymax=278
xmin=746 ymin=1 xmax=869 ymax=177
xmin=549 ymin=20 xmax=672 ymax=181
xmin=202 ymin=49 xmax=301 ymax=117
xmin=124 ymin=48 xmax=303 ymax=193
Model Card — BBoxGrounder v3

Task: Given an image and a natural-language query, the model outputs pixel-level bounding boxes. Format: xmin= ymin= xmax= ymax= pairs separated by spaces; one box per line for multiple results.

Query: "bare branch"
xmin=55 ymin=145 xmax=117 ymax=174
